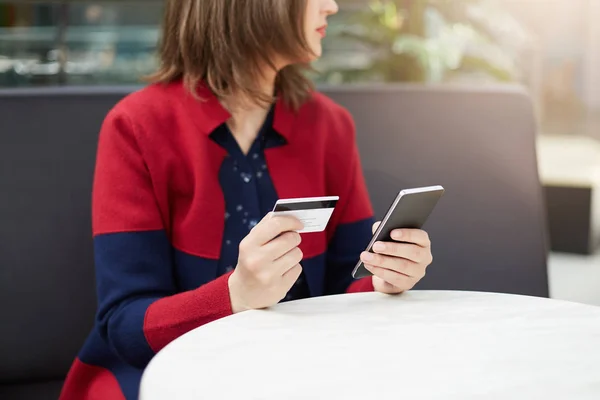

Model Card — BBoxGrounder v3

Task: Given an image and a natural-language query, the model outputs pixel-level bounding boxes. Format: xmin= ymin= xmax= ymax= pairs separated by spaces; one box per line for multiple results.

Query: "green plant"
xmin=314 ymin=0 xmax=527 ymax=84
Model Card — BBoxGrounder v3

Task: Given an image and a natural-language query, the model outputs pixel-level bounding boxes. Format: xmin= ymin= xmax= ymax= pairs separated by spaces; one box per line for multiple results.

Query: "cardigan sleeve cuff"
xmin=144 ymin=271 xmax=234 ymax=353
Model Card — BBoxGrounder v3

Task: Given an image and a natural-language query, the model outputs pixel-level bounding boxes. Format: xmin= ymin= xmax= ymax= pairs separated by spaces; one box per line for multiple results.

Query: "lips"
xmin=316 ymin=25 xmax=327 ymax=38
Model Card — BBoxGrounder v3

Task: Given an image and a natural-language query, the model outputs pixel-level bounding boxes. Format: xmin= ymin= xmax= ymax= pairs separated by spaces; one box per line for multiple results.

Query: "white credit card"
xmin=272 ymin=196 xmax=339 ymax=233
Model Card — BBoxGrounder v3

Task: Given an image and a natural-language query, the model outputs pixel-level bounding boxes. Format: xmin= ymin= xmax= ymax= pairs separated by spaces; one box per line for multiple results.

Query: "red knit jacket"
xmin=59 ymin=80 xmax=375 ymax=400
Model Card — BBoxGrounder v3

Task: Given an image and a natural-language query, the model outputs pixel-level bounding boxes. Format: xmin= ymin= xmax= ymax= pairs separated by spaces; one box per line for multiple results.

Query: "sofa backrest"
xmin=321 ymin=85 xmax=549 ymax=297
xmin=0 ymin=84 xmax=549 ymax=389
xmin=0 ymin=87 xmax=133 ymax=385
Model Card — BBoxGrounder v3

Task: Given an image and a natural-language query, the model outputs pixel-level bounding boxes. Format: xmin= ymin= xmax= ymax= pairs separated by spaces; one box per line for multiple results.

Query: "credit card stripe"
xmin=273 ymin=200 xmax=338 ymax=212
xmin=275 ymin=196 xmax=339 ymax=204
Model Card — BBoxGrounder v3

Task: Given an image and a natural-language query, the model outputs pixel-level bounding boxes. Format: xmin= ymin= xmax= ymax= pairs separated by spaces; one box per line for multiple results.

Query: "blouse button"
xmin=241 ymin=172 xmax=252 ymax=183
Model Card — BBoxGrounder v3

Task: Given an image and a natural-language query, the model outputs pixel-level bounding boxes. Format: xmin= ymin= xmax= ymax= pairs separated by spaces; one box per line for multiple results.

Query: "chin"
xmin=308 ymin=45 xmax=323 ymax=61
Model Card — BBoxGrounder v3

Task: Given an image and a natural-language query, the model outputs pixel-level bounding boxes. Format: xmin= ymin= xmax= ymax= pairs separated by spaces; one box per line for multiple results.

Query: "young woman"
xmin=60 ymin=0 xmax=433 ymax=398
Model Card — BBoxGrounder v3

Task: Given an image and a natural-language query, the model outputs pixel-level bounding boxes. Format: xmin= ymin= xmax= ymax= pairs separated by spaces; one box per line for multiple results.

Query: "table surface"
xmin=140 ymin=291 xmax=600 ymax=400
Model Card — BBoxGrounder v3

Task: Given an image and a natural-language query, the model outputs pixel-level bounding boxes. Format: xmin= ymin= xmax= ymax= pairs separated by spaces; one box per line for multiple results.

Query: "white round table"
xmin=140 ymin=291 xmax=600 ymax=399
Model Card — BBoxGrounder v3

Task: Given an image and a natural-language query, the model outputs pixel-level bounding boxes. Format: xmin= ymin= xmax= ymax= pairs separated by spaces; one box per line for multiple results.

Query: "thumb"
xmin=372 ymin=221 xmax=381 ymax=234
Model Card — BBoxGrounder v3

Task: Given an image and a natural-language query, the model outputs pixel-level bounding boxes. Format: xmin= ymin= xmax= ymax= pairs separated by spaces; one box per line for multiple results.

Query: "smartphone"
xmin=351 ymin=185 xmax=445 ymax=279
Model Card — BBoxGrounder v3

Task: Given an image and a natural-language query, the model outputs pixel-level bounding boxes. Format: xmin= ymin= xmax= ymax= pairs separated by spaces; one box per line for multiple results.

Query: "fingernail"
xmin=392 ymin=230 xmax=403 ymax=240
xmin=373 ymin=242 xmax=386 ymax=252
xmin=362 ymin=252 xmax=374 ymax=261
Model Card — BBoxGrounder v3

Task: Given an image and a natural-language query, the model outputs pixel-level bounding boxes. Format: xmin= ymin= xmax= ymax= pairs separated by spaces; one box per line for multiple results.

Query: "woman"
xmin=60 ymin=0 xmax=434 ymax=399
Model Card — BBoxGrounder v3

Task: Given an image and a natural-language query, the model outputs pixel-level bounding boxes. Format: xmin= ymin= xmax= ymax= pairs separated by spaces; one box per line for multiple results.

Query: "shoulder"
xmin=302 ymin=90 xmax=354 ymax=128
xmin=298 ymin=90 xmax=357 ymax=148
xmin=98 ymin=81 xmax=194 ymax=152
xmin=105 ymin=82 xmax=182 ymax=127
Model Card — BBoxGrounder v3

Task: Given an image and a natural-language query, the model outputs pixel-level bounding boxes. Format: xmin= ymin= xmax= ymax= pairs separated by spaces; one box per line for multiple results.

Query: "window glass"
xmin=0 ymin=2 xmax=162 ymax=87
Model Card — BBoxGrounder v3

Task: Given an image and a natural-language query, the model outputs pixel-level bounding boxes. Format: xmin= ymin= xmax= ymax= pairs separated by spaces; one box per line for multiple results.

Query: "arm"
xmin=323 ymin=108 xmax=375 ymax=295
xmin=92 ymin=108 xmax=232 ymax=369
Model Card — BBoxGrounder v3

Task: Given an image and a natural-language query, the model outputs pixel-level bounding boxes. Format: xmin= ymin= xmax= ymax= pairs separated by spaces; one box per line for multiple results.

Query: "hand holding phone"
xmin=352 ymin=185 xmax=445 ymax=279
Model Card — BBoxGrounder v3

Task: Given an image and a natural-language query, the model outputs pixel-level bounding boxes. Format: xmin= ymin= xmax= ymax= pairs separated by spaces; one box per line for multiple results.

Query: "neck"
xmin=221 ymin=70 xmax=277 ymax=155
xmin=222 ymin=69 xmax=277 ymax=112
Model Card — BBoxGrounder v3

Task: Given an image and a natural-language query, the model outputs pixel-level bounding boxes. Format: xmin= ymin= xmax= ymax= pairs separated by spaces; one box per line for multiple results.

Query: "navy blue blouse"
xmin=209 ymin=107 xmax=309 ymax=301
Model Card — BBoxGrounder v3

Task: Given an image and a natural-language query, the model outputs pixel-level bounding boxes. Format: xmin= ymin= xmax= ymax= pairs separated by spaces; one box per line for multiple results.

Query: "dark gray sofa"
xmin=0 ymin=85 xmax=549 ymax=398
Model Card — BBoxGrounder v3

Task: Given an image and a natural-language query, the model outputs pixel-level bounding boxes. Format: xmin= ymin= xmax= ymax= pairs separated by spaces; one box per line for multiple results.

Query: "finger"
xmin=249 ymin=214 xmax=304 ymax=246
xmin=365 ymin=264 xmax=416 ymax=289
xmin=281 ymin=263 xmax=303 ymax=288
xmin=273 ymin=247 xmax=304 ymax=275
xmin=372 ymin=221 xmax=381 ymax=234
xmin=371 ymin=241 xmax=431 ymax=264
xmin=262 ymin=231 xmax=302 ymax=260
xmin=390 ymin=229 xmax=431 ymax=248
xmin=360 ymin=251 xmax=421 ymax=278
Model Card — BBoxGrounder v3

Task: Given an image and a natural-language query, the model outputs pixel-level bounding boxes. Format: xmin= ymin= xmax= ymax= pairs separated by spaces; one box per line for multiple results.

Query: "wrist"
xmin=228 ymin=271 xmax=250 ymax=314
xmin=371 ymin=275 xmax=379 ymax=291
xmin=372 ymin=275 xmax=404 ymax=294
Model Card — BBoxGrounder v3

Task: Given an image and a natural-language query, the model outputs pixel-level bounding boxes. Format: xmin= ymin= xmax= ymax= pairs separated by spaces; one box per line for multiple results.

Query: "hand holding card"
xmin=228 ymin=212 xmax=305 ymax=313
xmin=228 ymin=196 xmax=339 ymax=313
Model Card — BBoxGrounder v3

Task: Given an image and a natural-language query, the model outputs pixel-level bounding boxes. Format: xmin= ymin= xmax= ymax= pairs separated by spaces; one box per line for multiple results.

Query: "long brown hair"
xmin=147 ymin=0 xmax=315 ymax=110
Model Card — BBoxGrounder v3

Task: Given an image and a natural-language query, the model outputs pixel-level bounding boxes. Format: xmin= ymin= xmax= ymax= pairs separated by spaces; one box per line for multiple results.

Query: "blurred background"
xmin=0 ymin=0 xmax=599 ymax=303
xmin=1 ymin=0 xmax=599 ymax=139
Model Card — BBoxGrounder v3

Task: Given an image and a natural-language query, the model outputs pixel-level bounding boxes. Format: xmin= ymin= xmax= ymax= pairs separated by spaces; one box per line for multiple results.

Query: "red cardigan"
xmin=59 ymin=80 xmax=375 ymax=400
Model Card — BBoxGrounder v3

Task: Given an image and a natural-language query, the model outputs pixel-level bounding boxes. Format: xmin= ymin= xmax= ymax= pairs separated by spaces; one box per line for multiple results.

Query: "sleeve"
xmin=323 ymin=107 xmax=375 ymax=295
xmin=92 ymin=108 xmax=233 ymax=369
